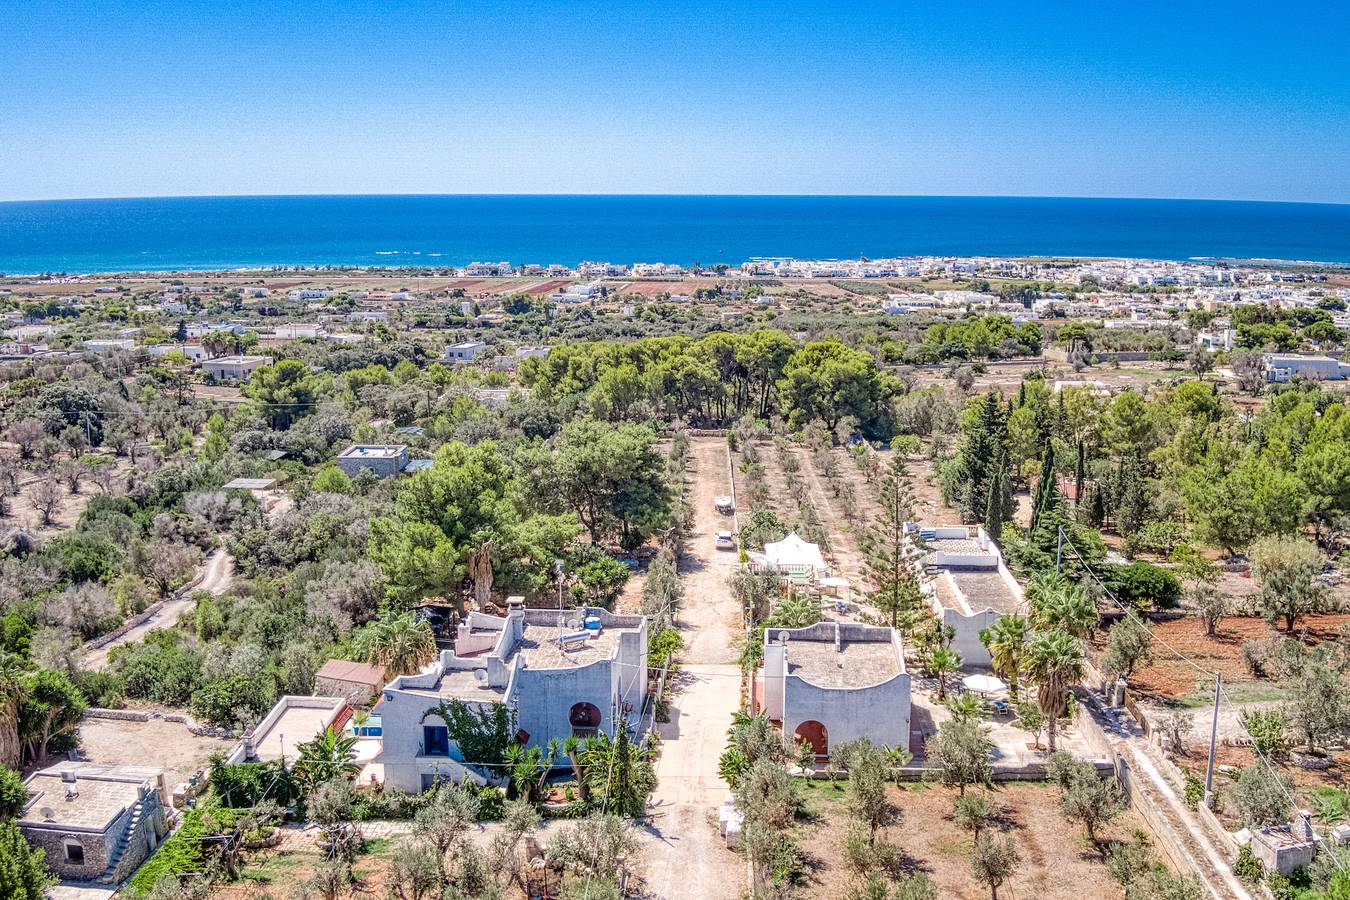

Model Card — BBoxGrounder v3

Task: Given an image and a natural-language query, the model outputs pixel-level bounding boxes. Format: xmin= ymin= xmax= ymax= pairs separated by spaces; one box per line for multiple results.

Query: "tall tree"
xmin=0 ymin=651 xmax=23 ymax=768
xmin=863 ymin=455 xmax=923 ymax=630
xmin=1029 ymin=444 xmax=1059 ymax=534
xmin=979 ymin=615 xmax=1028 ymax=701
xmin=1025 ymin=629 xmax=1084 ymax=754
xmin=948 ymin=393 xmax=1009 ymax=522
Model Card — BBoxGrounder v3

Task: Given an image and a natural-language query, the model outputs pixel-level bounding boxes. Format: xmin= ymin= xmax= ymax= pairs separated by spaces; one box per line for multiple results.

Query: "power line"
xmin=1057 ymin=526 xmax=1347 ymax=874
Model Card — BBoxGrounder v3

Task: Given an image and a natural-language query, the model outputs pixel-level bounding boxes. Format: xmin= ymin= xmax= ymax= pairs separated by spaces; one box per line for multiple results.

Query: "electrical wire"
xmin=1057 ymin=526 xmax=1348 ymax=872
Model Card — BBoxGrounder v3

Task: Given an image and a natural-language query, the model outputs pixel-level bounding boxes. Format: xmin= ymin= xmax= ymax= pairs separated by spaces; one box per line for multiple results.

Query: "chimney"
xmin=1301 ymin=810 xmax=1315 ymax=841
xmin=59 ymin=770 xmax=77 ymax=784
xmin=506 ymin=596 xmax=525 ymax=614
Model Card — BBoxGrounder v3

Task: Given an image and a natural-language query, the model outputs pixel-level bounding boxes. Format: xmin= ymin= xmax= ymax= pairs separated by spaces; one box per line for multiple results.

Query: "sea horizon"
xmin=2 ymin=194 xmax=1349 ymax=274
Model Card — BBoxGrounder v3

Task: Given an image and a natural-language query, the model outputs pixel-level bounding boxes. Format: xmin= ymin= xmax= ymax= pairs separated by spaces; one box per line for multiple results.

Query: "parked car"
xmin=715 ymin=531 xmax=736 ymax=550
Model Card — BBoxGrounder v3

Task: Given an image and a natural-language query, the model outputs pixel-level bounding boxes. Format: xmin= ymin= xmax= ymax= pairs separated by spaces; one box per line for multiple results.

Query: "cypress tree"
xmin=953 ymin=392 xmax=1008 ymax=521
xmin=1074 ymin=441 xmax=1086 ymax=507
xmin=1030 ymin=444 xmax=1058 ymax=534
xmin=985 ymin=466 xmax=1004 ymax=543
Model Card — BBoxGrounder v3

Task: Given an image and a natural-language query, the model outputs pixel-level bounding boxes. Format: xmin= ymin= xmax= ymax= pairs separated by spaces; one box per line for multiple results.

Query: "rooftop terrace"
xmin=21 ymin=767 xmax=155 ymax=831
xmin=785 ymin=638 xmax=902 ymax=689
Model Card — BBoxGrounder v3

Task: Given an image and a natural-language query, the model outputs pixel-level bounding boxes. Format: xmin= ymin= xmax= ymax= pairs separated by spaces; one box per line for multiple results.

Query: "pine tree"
xmin=866 ymin=455 xmax=924 ymax=630
xmin=953 ymin=392 xmax=1009 ymax=521
xmin=0 ymin=822 xmax=53 ymax=900
xmin=612 ymin=727 xmax=633 ymax=814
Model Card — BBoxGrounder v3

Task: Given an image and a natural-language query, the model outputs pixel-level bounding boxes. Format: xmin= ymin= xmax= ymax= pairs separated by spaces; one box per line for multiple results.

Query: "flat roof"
xmin=785 ymin=639 xmax=901 ymax=689
xmin=338 ymin=444 xmax=407 ymax=458
xmin=21 ymin=769 xmax=150 ymax=831
xmin=949 ymin=570 xmax=1024 ymax=615
xmin=222 ymin=477 xmax=278 ymax=490
xmin=316 ymin=659 xmax=386 ymax=686
xmin=204 ymin=354 xmax=270 ymax=364
xmin=250 ymin=699 xmax=344 ymax=762
xmin=516 ymin=623 xmax=623 ymax=668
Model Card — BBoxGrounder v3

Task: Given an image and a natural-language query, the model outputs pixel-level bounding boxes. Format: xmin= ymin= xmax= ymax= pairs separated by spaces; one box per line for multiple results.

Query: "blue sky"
xmin=1 ymin=0 xmax=1347 ymax=202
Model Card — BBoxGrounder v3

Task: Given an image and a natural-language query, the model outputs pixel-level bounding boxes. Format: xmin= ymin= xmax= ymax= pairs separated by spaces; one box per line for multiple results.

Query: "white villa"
xmin=914 ymin=524 xmax=1027 ymax=667
xmin=758 ymin=621 xmax=911 ymax=760
xmin=373 ymin=600 xmax=649 ymax=792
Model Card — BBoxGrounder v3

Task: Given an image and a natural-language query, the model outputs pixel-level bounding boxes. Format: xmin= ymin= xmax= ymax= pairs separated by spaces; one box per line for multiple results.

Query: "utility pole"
xmin=1056 ymin=526 xmax=1064 ymax=575
xmin=1204 ymin=672 xmax=1222 ymax=808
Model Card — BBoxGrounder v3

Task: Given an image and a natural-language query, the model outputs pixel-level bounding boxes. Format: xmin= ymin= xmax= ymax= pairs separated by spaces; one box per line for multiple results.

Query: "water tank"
xmin=583 ymin=616 xmax=602 ymax=632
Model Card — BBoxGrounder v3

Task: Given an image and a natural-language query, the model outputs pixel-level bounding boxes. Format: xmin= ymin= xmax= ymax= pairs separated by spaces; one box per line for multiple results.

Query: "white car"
xmin=715 ymin=531 xmax=736 ymax=550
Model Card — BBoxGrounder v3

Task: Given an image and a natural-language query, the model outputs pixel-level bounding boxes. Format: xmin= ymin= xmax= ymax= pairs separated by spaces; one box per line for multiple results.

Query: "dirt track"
xmin=646 ymin=436 xmax=745 ymax=899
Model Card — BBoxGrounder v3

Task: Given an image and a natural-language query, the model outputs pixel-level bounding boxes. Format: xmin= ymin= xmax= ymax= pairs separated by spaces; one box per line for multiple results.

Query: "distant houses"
xmin=201 ymin=354 xmax=273 ymax=382
xmin=335 ymin=444 xmax=411 ymax=479
xmin=443 ymin=341 xmax=487 ymax=364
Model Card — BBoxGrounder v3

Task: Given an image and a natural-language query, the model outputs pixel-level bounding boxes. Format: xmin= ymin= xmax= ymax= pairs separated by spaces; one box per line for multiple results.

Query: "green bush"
xmin=1233 ymin=845 xmax=1264 ymax=883
xmin=350 ymin=788 xmax=434 ymax=821
xmin=1183 ymin=769 xmax=1205 ymax=810
xmin=208 ymin=758 xmax=298 ymax=808
xmin=129 ymin=800 xmax=246 ymax=894
xmin=1103 ymin=561 xmax=1182 ymax=611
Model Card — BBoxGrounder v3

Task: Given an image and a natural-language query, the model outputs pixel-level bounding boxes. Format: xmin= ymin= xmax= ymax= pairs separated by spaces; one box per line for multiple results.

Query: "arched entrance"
xmin=569 ymin=702 xmax=602 ymax=738
xmin=794 ymin=720 xmax=828 ymax=759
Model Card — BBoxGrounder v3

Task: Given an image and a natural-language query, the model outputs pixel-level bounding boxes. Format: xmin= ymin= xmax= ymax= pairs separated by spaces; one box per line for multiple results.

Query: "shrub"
xmin=1233 ymin=845 xmax=1264 ymax=883
xmin=1103 ymin=561 xmax=1182 ymax=611
xmin=1242 ymin=709 xmax=1289 ymax=759
xmin=1183 ymin=769 xmax=1205 ymax=810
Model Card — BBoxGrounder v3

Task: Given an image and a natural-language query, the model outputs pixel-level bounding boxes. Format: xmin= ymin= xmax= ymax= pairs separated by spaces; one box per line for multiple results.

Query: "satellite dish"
xmin=40 ymin=807 xmax=55 ymax=821
xmin=473 ymin=669 xmax=488 ymax=684
xmin=567 ymin=616 xmax=583 ymax=629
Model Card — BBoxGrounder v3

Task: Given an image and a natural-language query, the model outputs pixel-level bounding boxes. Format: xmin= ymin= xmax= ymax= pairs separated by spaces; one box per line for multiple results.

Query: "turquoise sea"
xmin=0 ymin=195 xmax=1347 ymax=274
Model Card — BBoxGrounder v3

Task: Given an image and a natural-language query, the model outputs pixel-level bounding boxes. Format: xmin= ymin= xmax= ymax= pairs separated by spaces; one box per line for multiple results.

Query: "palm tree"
xmin=946 ymin=694 xmax=982 ymax=723
xmin=1030 ymin=581 xmax=1097 ymax=639
xmin=980 ymin=614 xmax=1028 ymax=701
xmin=561 ymin=736 xmax=590 ymax=803
xmin=1025 ymin=629 xmax=1085 ymax=754
xmin=466 ymin=539 xmax=496 ymax=610
xmin=0 ymin=650 xmax=25 ymax=768
xmin=293 ymin=726 xmax=359 ymax=788
xmin=355 ymin=610 xmax=437 ymax=676
xmin=931 ymin=646 xmax=962 ymax=701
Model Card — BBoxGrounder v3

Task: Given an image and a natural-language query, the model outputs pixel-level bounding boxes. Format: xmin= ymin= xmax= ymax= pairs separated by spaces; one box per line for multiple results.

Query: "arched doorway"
xmin=794 ymin=720 xmax=828 ymax=759
xmin=569 ymin=702 xmax=602 ymax=738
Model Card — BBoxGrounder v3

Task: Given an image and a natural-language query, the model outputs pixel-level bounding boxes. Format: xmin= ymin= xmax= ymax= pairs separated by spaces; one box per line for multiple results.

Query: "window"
xmin=64 ymin=841 xmax=85 ymax=865
xmin=422 ymin=724 xmax=450 ymax=757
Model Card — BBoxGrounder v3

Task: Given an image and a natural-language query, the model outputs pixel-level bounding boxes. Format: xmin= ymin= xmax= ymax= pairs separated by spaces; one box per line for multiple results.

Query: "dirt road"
xmin=646 ymin=436 xmax=744 ymax=899
xmin=84 ymin=548 xmax=234 ymax=670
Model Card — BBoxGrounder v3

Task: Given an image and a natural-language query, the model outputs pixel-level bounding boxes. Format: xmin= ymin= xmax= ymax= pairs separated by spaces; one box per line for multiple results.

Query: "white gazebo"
xmin=752 ymin=532 xmax=828 ymax=580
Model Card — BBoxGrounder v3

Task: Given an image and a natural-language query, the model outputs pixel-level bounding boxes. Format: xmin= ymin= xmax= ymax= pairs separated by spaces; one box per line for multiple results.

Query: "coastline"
xmin=4 ymin=195 xmax=1350 ymax=274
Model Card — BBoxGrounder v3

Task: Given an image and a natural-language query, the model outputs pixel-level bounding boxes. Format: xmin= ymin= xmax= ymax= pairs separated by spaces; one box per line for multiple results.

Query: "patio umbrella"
xmin=962 ymin=673 xmax=1007 ymax=695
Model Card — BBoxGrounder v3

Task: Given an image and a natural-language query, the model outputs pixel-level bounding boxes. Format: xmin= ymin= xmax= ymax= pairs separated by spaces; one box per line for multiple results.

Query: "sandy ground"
xmin=646 ymin=435 xmax=746 ymax=899
xmin=76 ymin=716 xmax=236 ymax=793
xmin=83 ymin=549 xmax=234 ymax=670
xmin=795 ymin=780 xmax=1149 ymax=900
